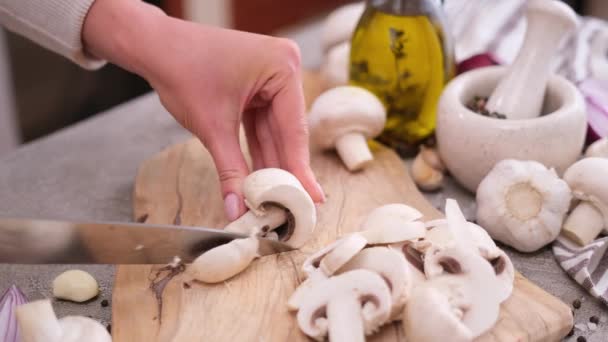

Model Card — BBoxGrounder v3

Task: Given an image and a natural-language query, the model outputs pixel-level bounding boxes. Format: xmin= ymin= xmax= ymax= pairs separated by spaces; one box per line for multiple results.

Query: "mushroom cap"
xmin=403 ymin=284 xmax=473 ymax=342
xmin=296 ymin=269 xmax=392 ymax=340
xmin=302 ymin=234 xmax=368 ymax=278
xmin=59 ymin=316 xmax=112 ymax=342
xmin=564 ymin=157 xmax=608 ymax=229
xmin=337 ymin=247 xmax=411 ymax=320
xmin=359 ymin=204 xmax=425 ymax=244
xmin=422 ymin=247 xmax=502 ymax=337
xmin=242 ymin=168 xmax=316 ymax=248
xmin=321 ymin=2 xmax=365 ymax=52
xmin=308 ymin=86 xmax=386 ymax=150
xmin=189 ymin=237 xmax=259 ymax=283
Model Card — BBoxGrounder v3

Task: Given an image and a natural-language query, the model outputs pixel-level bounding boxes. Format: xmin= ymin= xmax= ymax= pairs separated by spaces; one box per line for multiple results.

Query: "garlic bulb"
xmin=476 ymin=159 xmax=571 ymax=252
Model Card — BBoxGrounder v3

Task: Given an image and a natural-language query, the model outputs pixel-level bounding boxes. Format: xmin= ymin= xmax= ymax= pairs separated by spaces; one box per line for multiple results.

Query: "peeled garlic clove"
xmin=53 ymin=270 xmax=99 ymax=302
xmin=411 ymin=151 xmax=444 ymax=191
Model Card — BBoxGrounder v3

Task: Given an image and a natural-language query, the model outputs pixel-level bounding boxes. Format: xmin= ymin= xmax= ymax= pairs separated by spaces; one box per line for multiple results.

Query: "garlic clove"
xmin=411 ymin=152 xmax=444 ymax=191
xmin=52 ymin=270 xmax=99 ymax=303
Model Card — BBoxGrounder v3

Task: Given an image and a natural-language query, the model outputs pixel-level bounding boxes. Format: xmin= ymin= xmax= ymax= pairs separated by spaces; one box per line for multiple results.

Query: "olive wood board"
xmin=112 ymin=72 xmax=573 ymax=341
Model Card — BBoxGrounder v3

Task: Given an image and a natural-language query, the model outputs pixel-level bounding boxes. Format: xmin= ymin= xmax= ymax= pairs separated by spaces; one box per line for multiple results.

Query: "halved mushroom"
xmin=561 ymin=158 xmax=608 ymax=246
xmin=190 ymin=168 xmax=316 ymax=283
xmin=358 ymin=204 xmax=425 ymax=244
xmin=17 ymin=299 xmax=111 ymax=342
xmin=288 ymin=234 xmax=367 ymax=310
xmin=585 ymin=137 xmax=608 ymax=158
xmin=308 ymin=86 xmax=387 ymax=171
xmin=336 ymin=247 xmax=411 ymax=321
xmin=296 ymin=269 xmax=391 ymax=342
xmin=404 ymin=247 xmax=502 ymax=340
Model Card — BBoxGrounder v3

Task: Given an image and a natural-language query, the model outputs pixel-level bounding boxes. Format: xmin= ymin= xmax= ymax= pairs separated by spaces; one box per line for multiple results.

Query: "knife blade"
xmin=0 ymin=217 xmax=293 ymax=264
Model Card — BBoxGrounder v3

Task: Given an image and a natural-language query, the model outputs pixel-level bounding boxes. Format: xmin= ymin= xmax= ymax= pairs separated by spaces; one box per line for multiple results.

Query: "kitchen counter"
xmin=0 ymin=93 xmax=605 ymax=341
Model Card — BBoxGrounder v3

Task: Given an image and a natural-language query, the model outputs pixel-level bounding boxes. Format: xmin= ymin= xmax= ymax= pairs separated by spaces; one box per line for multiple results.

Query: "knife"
xmin=0 ymin=217 xmax=293 ymax=264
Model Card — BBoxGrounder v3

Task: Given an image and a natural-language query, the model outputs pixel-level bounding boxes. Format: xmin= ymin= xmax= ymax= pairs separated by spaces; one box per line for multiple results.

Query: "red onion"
xmin=578 ymin=78 xmax=608 ymax=143
xmin=0 ymin=285 xmax=28 ymax=342
xmin=456 ymin=53 xmax=500 ymax=75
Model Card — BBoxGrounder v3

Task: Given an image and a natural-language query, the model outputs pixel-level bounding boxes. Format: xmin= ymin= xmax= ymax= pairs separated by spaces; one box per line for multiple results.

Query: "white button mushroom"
xmin=296 ymin=269 xmax=391 ymax=342
xmin=561 ymin=158 xmax=608 ymax=246
xmin=476 ymin=159 xmax=572 ymax=252
xmin=189 ymin=168 xmax=316 ymax=283
xmin=52 ymin=269 xmax=99 ymax=303
xmin=320 ymin=42 xmax=351 ymax=88
xmin=320 ymin=2 xmax=365 ymax=53
xmin=16 ymin=299 xmax=111 ymax=342
xmin=336 ymin=247 xmax=411 ymax=321
xmin=358 ymin=203 xmax=426 ymax=244
xmin=308 ymin=86 xmax=387 ymax=171
xmin=585 ymin=137 xmax=608 ymax=158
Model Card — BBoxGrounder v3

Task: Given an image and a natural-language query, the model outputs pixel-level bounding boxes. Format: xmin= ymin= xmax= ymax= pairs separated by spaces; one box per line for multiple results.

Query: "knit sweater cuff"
xmin=0 ymin=0 xmax=106 ymax=70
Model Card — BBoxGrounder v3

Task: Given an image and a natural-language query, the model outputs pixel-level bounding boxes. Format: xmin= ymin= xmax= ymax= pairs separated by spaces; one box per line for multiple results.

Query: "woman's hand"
xmin=83 ymin=0 xmax=325 ymax=220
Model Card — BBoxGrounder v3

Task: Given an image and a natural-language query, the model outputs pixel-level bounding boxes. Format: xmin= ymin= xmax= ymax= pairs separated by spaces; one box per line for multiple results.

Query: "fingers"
xmin=269 ymin=75 xmax=325 ymax=203
xmin=242 ymin=111 xmax=265 ymax=170
xmin=255 ymin=112 xmax=281 ymax=168
xmin=204 ymin=130 xmax=250 ymax=222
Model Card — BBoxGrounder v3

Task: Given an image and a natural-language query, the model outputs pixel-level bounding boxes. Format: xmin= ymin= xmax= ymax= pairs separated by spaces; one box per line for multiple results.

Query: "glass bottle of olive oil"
xmin=349 ymin=0 xmax=454 ymax=153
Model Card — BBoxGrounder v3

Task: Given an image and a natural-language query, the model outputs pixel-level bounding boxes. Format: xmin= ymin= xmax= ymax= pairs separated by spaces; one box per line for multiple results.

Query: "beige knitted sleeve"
xmin=0 ymin=0 xmax=106 ymax=70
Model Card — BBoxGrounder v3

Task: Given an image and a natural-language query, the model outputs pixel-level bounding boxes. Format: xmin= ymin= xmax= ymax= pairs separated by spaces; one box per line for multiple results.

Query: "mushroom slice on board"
xmin=561 ymin=158 xmax=608 ymax=246
xmin=308 ymin=86 xmax=387 ymax=171
xmin=405 ymin=247 xmax=502 ymax=340
xmin=17 ymin=299 xmax=111 ymax=342
xmin=585 ymin=137 xmax=608 ymax=158
xmin=337 ymin=247 xmax=411 ymax=321
xmin=190 ymin=168 xmax=316 ymax=283
xmin=296 ymin=269 xmax=391 ymax=342
xmin=288 ymin=234 xmax=368 ymax=311
xmin=358 ymin=204 xmax=426 ymax=244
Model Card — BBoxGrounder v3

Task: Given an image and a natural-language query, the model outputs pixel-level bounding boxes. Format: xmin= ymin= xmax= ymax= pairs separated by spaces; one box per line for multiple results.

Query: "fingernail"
xmin=224 ymin=193 xmax=240 ymax=221
xmin=316 ymin=182 xmax=326 ymax=203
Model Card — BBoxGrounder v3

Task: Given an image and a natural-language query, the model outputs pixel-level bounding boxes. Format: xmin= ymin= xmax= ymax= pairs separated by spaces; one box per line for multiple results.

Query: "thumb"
xmin=204 ymin=134 xmax=250 ymax=222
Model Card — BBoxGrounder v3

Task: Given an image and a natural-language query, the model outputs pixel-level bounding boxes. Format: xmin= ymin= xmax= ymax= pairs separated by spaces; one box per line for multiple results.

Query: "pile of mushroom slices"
xmin=288 ymin=200 xmax=514 ymax=342
xmin=187 ymin=168 xmax=317 ymax=283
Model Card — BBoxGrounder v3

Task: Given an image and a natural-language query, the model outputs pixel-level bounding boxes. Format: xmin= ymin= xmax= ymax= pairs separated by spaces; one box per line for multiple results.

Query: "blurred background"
xmin=0 ymin=0 xmax=600 ymax=156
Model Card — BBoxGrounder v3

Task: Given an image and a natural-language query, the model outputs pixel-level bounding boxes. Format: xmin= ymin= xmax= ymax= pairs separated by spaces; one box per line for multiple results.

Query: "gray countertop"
xmin=0 ymin=93 xmax=605 ymax=341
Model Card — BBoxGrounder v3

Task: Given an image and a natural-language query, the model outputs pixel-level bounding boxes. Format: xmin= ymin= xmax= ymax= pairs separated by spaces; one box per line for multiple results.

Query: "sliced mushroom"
xmin=585 ymin=137 xmax=608 ymax=158
xmin=405 ymin=247 xmax=501 ymax=340
xmin=337 ymin=247 xmax=411 ymax=321
xmin=561 ymin=158 xmax=608 ymax=245
xmin=476 ymin=159 xmax=572 ymax=252
xmin=190 ymin=168 xmax=316 ymax=283
xmin=358 ymin=203 xmax=425 ymax=244
xmin=308 ymin=86 xmax=387 ymax=171
xmin=17 ymin=299 xmax=111 ymax=342
xmin=288 ymin=234 xmax=367 ymax=310
xmin=296 ymin=269 xmax=391 ymax=342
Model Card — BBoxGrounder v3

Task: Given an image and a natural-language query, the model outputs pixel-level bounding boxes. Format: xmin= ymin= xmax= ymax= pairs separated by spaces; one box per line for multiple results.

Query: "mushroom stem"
xmin=562 ymin=201 xmax=605 ymax=246
xmin=327 ymin=294 xmax=365 ymax=342
xmin=224 ymin=206 xmax=287 ymax=236
xmin=16 ymin=300 xmax=62 ymax=342
xmin=189 ymin=237 xmax=259 ymax=283
xmin=335 ymin=132 xmax=373 ymax=171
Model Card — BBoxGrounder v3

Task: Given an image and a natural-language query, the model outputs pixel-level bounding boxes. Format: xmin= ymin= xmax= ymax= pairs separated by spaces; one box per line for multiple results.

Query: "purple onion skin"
xmin=456 ymin=53 xmax=501 ymax=75
xmin=0 ymin=285 xmax=28 ymax=342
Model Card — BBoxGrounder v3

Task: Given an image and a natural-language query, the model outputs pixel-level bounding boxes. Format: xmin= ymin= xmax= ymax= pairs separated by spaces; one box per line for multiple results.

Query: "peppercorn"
xmin=577 ymin=336 xmax=586 ymax=342
xmin=573 ymin=299 xmax=582 ymax=309
xmin=100 ymin=299 xmax=109 ymax=307
xmin=590 ymin=316 xmax=599 ymax=324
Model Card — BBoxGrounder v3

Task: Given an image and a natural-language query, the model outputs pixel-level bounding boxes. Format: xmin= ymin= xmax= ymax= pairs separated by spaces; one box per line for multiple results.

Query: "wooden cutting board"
xmin=112 ymin=72 xmax=573 ymax=341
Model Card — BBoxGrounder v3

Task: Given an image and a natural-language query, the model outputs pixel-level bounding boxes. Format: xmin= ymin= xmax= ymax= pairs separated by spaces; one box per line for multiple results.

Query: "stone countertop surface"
xmin=0 ymin=93 xmax=605 ymax=341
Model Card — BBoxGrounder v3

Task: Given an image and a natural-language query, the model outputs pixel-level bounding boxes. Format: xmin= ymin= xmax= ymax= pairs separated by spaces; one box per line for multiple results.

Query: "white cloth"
xmin=0 ymin=0 xmax=105 ymax=70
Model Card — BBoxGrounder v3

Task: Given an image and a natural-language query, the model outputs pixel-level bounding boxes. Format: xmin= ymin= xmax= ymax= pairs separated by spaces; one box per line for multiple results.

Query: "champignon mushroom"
xmin=296 ymin=269 xmax=391 ymax=342
xmin=358 ymin=203 xmax=426 ymax=244
xmin=321 ymin=42 xmax=350 ymax=88
xmin=321 ymin=2 xmax=365 ymax=53
xmin=476 ymin=159 xmax=572 ymax=252
xmin=337 ymin=247 xmax=411 ymax=321
xmin=17 ymin=299 xmax=111 ymax=342
xmin=405 ymin=247 xmax=501 ymax=340
xmin=561 ymin=158 xmax=608 ymax=246
xmin=288 ymin=234 xmax=368 ymax=310
xmin=190 ymin=168 xmax=316 ymax=283
xmin=585 ymin=138 xmax=608 ymax=158
xmin=308 ymin=86 xmax=387 ymax=171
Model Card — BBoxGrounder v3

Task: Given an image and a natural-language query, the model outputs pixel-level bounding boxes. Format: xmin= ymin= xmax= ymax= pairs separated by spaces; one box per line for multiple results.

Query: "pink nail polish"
xmin=224 ymin=193 xmax=240 ymax=221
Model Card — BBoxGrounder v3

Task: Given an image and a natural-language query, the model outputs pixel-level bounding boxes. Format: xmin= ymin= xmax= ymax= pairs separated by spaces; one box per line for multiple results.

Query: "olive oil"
xmin=349 ymin=1 xmax=454 ymax=151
